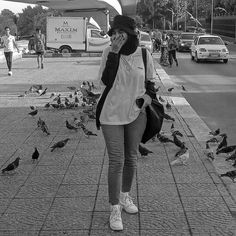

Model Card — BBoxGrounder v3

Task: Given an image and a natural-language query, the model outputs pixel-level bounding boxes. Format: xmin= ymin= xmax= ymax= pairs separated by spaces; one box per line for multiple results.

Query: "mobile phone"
xmin=136 ymin=98 xmax=144 ymax=108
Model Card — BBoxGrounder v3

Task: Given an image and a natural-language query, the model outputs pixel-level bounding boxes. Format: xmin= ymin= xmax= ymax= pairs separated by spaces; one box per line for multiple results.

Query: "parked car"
xmin=139 ymin=30 xmax=153 ymax=52
xmin=190 ymin=34 xmax=229 ymax=63
xmin=177 ymin=32 xmax=198 ymax=51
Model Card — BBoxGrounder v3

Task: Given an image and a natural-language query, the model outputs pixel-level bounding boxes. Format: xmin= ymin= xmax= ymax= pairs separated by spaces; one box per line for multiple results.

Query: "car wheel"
xmin=60 ymin=46 xmax=72 ymax=53
xmin=195 ymin=52 xmax=199 ymax=63
xmin=223 ymin=59 xmax=228 ymax=63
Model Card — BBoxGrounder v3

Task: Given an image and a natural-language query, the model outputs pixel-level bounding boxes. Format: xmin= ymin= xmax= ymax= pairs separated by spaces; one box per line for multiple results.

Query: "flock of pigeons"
xmin=2 ymin=82 xmax=235 ymax=184
xmin=204 ymin=128 xmax=236 ymax=182
xmin=1 ymin=81 xmax=99 ymax=174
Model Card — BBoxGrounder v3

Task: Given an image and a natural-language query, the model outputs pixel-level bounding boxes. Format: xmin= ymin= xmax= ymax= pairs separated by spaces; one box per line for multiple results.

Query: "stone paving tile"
xmin=186 ymin=211 xmax=236 ymax=235
xmin=0 ymin=186 xmax=22 ymax=199
xmin=90 ymin=229 xmax=139 ymax=235
xmin=0 ymin=174 xmax=28 ymax=187
xmin=139 ymin=194 xmax=184 ymax=212
xmin=56 ymin=184 xmax=97 ymax=197
xmin=63 ymin=173 xmax=99 ymax=185
xmin=70 ymin=156 xmax=104 ymax=165
xmin=97 ymin=184 xmax=136 ymax=197
xmin=38 ymin=156 xmax=72 ymax=166
xmin=91 ymin=211 xmax=139 ymax=230
xmin=139 ymin=230 xmax=191 ymax=236
xmin=42 ymin=211 xmax=92 ymax=230
xmin=174 ymin=172 xmax=214 ymax=183
xmin=30 ymin=164 xmax=68 ymax=175
xmin=138 ymin=183 xmax=178 ymax=196
xmin=0 ymin=212 xmax=46 ymax=230
xmin=23 ymin=174 xmax=64 ymax=186
xmin=137 ymin=172 xmax=175 ymax=184
xmin=181 ymin=196 xmax=229 ymax=212
xmin=137 ymin=162 xmax=172 ymax=175
xmin=15 ymin=184 xmax=59 ymax=199
xmin=140 ymin=211 xmax=189 ymax=232
xmin=66 ymin=164 xmax=102 ymax=175
xmin=5 ymin=198 xmax=53 ymax=214
xmin=50 ymin=197 xmax=95 ymax=212
xmin=0 ymin=198 xmax=12 ymax=214
xmin=0 ymin=230 xmax=40 ymax=236
xmin=39 ymin=230 xmax=89 ymax=236
xmin=177 ymin=183 xmax=221 ymax=197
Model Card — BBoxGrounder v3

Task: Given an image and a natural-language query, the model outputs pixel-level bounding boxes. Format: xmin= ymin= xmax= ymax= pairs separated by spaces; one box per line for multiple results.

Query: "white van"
xmin=46 ymin=17 xmax=110 ymax=53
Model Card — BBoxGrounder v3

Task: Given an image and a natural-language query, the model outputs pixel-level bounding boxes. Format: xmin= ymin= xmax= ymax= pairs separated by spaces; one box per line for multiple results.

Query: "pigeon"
xmin=39 ymin=88 xmax=48 ymax=96
xmin=18 ymin=92 xmax=27 ymax=97
xmin=172 ymin=130 xmax=183 ymax=137
xmin=30 ymin=106 xmax=36 ymax=110
xmin=216 ymin=145 xmax=236 ymax=155
xmin=41 ymin=122 xmax=50 ymax=135
xmin=166 ymin=101 xmax=172 ymax=110
xmin=50 ymin=138 xmax=70 ymax=152
xmin=168 ymin=87 xmax=174 ymax=92
xmin=157 ymin=134 xmax=174 ymax=143
xmin=171 ymin=123 xmax=175 ymax=132
xmin=205 ymin=142 xmax=214 ymax=161
xmin=74 ymin=96 xmax=79 ymax=103
xmin=163 ymin=112 xmax=175 ymax=121
xmin=216 ymin=135 xmax=227 ymax=151
xmin=2 ymin=157 xmax=20 ymax=173
xmin=69 ymin=94 xmax=73 ymax=98
xmin=206 ymin=137 xmax=219 ymax=144
xmin=80 ymin=114 xmax=89 ymax=124
xmin=171 ymin=147 xmax=189 ymax=165
xmin=57 ymin=97 xmax=61 ymax=105
xmin=51 ymin=104 xmax=60 ymax=109
xmin=225 ymin=149 xmax=236 ymax=161
xmin=37 ymin=117 xmax=45 ymax=128
xmin=181 ymin=85 xmax=186 ymax=91
xmin=44 ymin=103 xmax=50 ymax=108
xmin=73 ymin=118 xmax=85 ymax=129
xmin=32 ymin=147 xmax=39 ymax=161
xmin=82 ymin=126 xmax=97 ymax=138
xmin=67 ymin=86 xmax=77 ymax=90
xmin=29 ymin=84 xmax=42 ymax=93
xmin=50 ymin=93 xmax=55 ymax=98
xmin=220 ymin=170 xmax=236 ymax=182
xmin=172 ymin=133 xmax=185 ymax=149
xmin=66 ymin=120 xmax=78 ymax=131
xmin=88 ymin=113 xmax=96 ymax=120
xmin=155 ymin=86 xmax=161 ymax=92
xmin=53 ymin=94 xmax=61 ymax=102
xmin=138 ymin=144 xmax=153 ymax=156
xmin=209 ymin=128 xmax=220 ymax=136
xmin=28 ymin=109 xmax=38 ymax=117
xmin=159 ymin=96 xmax=165 ymax=103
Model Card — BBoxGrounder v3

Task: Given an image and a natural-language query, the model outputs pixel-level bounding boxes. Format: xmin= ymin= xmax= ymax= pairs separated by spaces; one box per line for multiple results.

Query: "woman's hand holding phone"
xmin=111 ymin=33 xmax=126 ymax=54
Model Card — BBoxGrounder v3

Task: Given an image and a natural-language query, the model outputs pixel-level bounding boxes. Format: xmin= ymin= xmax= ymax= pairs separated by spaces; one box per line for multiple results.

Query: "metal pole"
xmin=177 ymin=0 xmax=179 ymax=32
xmin=185 ymin=1 xmax=187 ymax=32
xmin=211 ymin=0 xmax=214 ymax=34
xmin=172 ymin=11 xmax=174 ymax=29
xmin=196 ymin=0 xmax=198 ymax=27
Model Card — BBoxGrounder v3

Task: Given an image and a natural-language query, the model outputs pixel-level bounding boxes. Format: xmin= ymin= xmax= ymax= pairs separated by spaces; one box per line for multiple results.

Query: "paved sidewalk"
xmin=0 ymin=57 xmax=236 ymax=235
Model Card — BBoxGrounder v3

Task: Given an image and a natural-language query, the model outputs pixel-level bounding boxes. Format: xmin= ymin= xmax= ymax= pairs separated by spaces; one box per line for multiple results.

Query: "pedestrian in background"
xmin=96 ymin=15 xmax=156 ymax=231
xmin=168 ymin=33 xmax=178 ymax=67
xmin=34 ymin=28 xmax=45 ymax=69
xmin=0 ymin=26 xmax=20 ymax=76
xmin=160 ymin=30 xmax=169 ymax=66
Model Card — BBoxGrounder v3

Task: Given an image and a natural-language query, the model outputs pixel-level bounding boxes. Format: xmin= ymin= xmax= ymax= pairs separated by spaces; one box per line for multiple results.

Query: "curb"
xmin=22 ymin=52 xmax=102 ymax=58
xmin=154 ymin=60 xmax=236 ymax=215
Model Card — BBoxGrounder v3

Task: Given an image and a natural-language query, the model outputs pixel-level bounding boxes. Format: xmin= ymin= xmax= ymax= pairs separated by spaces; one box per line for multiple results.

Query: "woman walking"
xmin=160 ymin=30 xmax=169 ymax=67
xmin=96 ymin=15 xmax=156 ymax=231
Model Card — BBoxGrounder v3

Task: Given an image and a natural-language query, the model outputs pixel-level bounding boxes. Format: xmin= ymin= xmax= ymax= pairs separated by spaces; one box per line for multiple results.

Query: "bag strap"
xmin=141 ymin=47 xmax=147 ymax=82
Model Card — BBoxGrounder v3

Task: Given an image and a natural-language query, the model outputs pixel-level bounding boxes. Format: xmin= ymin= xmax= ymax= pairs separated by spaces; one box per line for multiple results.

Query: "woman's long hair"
xmin=119 ymin=34 xmax=139 ymax=55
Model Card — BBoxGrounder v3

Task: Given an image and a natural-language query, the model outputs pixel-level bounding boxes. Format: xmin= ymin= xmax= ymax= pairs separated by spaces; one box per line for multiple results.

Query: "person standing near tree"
xmin=168 ymin=33 xmax=178 ymax=67
xmin=34 ymin=28 xmax=45 ymax=69
xmin=0 ymin=26 xmax=20 ymax=76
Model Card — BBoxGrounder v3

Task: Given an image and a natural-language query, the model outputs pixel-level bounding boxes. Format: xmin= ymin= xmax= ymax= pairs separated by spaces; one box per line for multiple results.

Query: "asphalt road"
xmin=160 ymin=53 xmax=236 ymax=145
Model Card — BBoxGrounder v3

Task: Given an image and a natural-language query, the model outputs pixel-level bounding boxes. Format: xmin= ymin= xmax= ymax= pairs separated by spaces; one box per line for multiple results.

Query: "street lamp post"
xmin=211 ymin=0 xmax=214 ymax=34
xmin=177 ymin=0 xmax=179 ymax=32
xmin=196 ymin=0 xmax=198 ymax=27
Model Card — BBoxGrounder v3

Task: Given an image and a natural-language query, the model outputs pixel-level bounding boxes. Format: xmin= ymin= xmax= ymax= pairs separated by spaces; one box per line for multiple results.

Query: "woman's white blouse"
xmin=98 ymin=46 xmax=156 ymax=125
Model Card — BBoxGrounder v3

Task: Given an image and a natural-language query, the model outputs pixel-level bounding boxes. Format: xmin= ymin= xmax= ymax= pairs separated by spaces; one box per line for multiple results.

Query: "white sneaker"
xmin=8 ymin=71 xmax=12 ymax=76
xmin=120 ymin=192 xmax=138 ymax=214
xmin=109 ymin=205 xmax=123 ymax=231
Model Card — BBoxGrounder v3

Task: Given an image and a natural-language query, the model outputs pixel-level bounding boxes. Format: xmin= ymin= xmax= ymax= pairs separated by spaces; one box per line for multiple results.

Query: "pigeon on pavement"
xmin=66 ymin=120 xmax=78 ymax=131
xmin=32 ymin=147 xmax=39 ymax=161
xmin=29 ymin=109 xmax=38 ymax=117
xmin=50 ymin=138 xmax=70 ymax=152
xmin=209 ymin=128 xmax=220 ymax=136
xmin=220 ymin=170 xmax=236 ymax=182
xmin=171 ymin=147 xmax=189 ymax=165
xmin=216 ymin=145 xmax=236 ymax=155
xmin=205 ymin=142 xmax=214 ymax=161
xmin=2 ymin=157 xmax=20 ymax=173
xmin=138 ymin=144 xmax=153 ymax=157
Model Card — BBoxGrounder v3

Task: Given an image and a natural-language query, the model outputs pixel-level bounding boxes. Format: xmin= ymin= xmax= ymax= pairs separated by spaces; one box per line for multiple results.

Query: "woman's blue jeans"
xmin=101 ymin=112 xmax=147 ymax=205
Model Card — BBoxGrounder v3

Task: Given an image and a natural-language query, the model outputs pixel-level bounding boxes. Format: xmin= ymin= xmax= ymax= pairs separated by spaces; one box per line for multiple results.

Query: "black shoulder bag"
xmin=141 ymin=48 xmax=164 ymax=143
